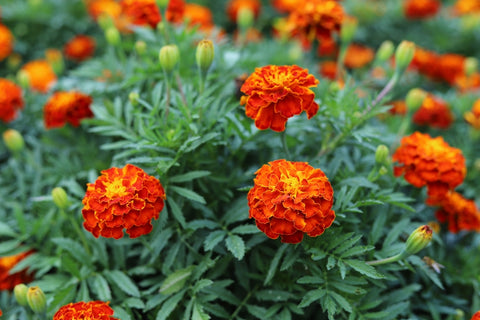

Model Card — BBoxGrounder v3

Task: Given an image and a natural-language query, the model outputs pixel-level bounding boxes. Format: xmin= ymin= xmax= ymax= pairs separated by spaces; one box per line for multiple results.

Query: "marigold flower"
xmin=165 ymin=0 xmax=185 ymax=23
xmin=43 ymin=91 xmax=94 ymax=129
xmin=226 ymin=0 xmax=261 ymax=23
xmin=316 ymin=34 xmax=337 ymax=57
xmin=455 ymin=72 xmax=480 ymax=92
xmin=453 ymin=0 xmax=480 ymax=15
xmin=472 ymin=311 xmax=480 ymax=320
xmin=409 ymin=47 xmax=440 ymax=80
xmin=120 ymin=0 xmax=161 ymax=29
xmin=271 ymin=0 xmax=298 ymax=13
xmin=464 ymin=99 xmax=480 ymax=129
xmin=0 ymin=250 xmax=34 ymax=291
xmin=388 ymin=100 xmax=407 ymax=116
xmin=248 ymin=159 xmax=335 ymax=244
xmin=403 ymin=0 xmax=441 ymax=19
xmin=86 ymin=0 xmax=122 ymax=20
xmin=319 ymin=60 xmax=337 ymax=80
xmin=183 ymin=3 xmax=215 ymax=32
xmin=53 ymin=301 xmax=119 ymax=320
xmin=344 ymin=43 xmax=375 ymax=69
xmin=428 ymin=191 xmax=480 ymax=233
xmin=82 ymin=164 xmax=166 ymax=239
xmin=437 ymin=53 xmax=466 ymax=85
xmin=240 ymin=65 xmax=319 ymax=132
xmin=20 ymin=60 xmax=57 ymax=93
xmin=412 ymin=94 xmax=454 ymax=129
xmin=0 ymin=78 xmax=24 ymax=122
xmin=0 ymin=23 xmax=13 ymax=61
xmin=393 ymin=132 xmax=466 ymax=198
xmin=64 ymin=35 xmax=96 ymax=62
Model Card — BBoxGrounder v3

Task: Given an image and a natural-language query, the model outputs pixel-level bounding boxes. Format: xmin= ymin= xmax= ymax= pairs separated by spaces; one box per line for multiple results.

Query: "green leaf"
xmin=298 ymin=289 xmax=326 ymax=308
xmin=225 ymin=234 xmax=245 ymax=260
xmin=327 ymin=255 xmax=337 ymax=270
xmin=192 ymin=279 xmax=214 ymax=294
xmin=0 ymin=221 xmax=17 ymax=237
xmin=104 ymin=270 xmax=140 ymax=297
xmin=170 ymin=186 xmax=206 ymax=204
xmin=167 ymin=197 xmax=186 ymax=228
xmin=48 ymin=284 xmax=77 ymax=313
xmin=344 ymin=259 xmax=384 ymax=279
xmin=192 ymin=302 xmax=211 ymax=320
xmin=51 ymin=237 xmax=92 ymax=267
xmin=61 ymin=253 xmax=81 ymax=279
xmin=91 ymin=274 xmax=111 ymax=301
xmin=324 ymin=295 xmax=337 ymax=320
xmin=204 ymin=230 xmax=226 ymax=251
xmin=159 ymin=266 xmax=195 ymax=295
xmin=264 ymin=243 xmax=288 ymax=285
xmin=123 ymin=297 xmax=145 ymax=309
xmin=329 ymin=291 xmax=352 ymax=312
xmin=112 ymin=306 xmax=132 ymax=320
xmin=169 ymin=170 xmax=211 ymax=183
xmin=156 ymin=290 xmax=186 ymax=320
xmin=231 ymin=224 xmax=259 ymax=235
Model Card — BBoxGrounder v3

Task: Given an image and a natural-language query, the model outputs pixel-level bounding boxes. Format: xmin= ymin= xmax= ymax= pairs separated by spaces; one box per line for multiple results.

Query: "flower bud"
xmin=453 ymin=309 xmax=464 ymax=320
xmin=129 ymin=91 xmax=140 ymax=106
xmin=237 ymin=7 xmax=254 ymax=29
xmin=375 ymin=40 xmax=394 ymax=63
xmin=45 ymin=49 xmax=64 ymax=75
xmin=196 ymin=40 xmax=214 ymax=73
xmin=464 ymin=57 xmax=478 ymax=77
xmin=17 ymin=70 xmax=30 ymax=88
xmin=159 ymin=44 xmax=179 ymax=73
xmin=378 ymin=166 xmax=388 ymax=176
xmin=375 ymin=144 xmax=389 ymax=166
xmin=395 ymin=40 xmax=415 ymax=73
xmin=105 ymin=27 xmax=120 ymax=46
xmin=3 ymin=129 xmax=25 ymax=153
xmin=52 ymin=187 xmax=70 ymax=209
xmin=7 ymin=53 xmax=22 ymax=70
xmin=340 ymin=16 xmax=358 ymax=44
xmin=402 ymin=225 xmax=433 ymax=257
xmin=135 ymin=40 xmax=147 ymax=56
xmin=26 ymin=286 xmax=46 ymax=314
xmin=14 ymin=284 xmax=29 ymax=306
xmin=97 ymin=13 xmax=114 ymax=30
xmin=405 ymin=88 xmax=427 ymax=111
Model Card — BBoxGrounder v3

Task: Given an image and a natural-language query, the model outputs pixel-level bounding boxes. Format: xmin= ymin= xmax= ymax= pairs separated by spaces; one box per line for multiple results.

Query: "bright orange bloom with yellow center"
xmin=344 ymin=44 xmax=375 ymax=69
xmin=271 ymin=0 xmax=298 ymax=13
xmin=247 ymin=159 xmax=335 ymax=244
xmin=183 ymin=3 xmax=216 ymax=32
xmin=64 ymin=35 xmax=96 ymax=62
xmin=53 ymin=301 xmax=119 ymax=320
xmin=20 ymin=60 xmax=57 ymax=93
xmin=120 ymin=0 xmax=161 ymax=29
xmin=0 ymin=23 xmax=13 ymax=61
xmin=453 ymin=0 xmax=480 ymax=15
xmin=226 ymin=0 xmax=262 ymax=22
xmin=86 ymin=0 xmax=122 ymax=20
xmin=464 ymin=99 xmax=480 ymax=129
xmin=412 ymin=94 xmax=454 ymax=129
xmin=472 ymin=311 xmax=480 ymax=320
xmin=428 ymin=191 xmax=480 ymax=233
xmin=82 ymin=164 xmax=166 ymax=239
xmin=0 ymin=250 xmax=34 ymax=291
xmin=43 ymin=91 xmax=94 ymax=129
xmin=393 ymin=132 xmax=466 ymax=198
xmin=0 ymin=78 xmax=24 ymax=123
xmin=240 ymin=65 xmax=319 ymax=132
xmin=403 ymin=0 xmax=441 ymax=19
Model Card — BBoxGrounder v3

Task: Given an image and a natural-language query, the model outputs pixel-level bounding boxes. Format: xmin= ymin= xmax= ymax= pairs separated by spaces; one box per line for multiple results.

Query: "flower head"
xmin=403 ymin=0 xmax=441 ymax=19
xmin=0 ymin=250 xmax=34 ymax=291
xmin=53 ymin=301 xmax=119 ymax=320
xmin=344 ymin=43 xmax=375 ymax=69
xmin=412 ymin=94 xmax=454 ymax=129
xmin=0 ymin=23 xmax=14 ymax=61
xmin=82 ymin=164 xmax=166 ymax=239
xmin=472 ymin=311 xmax=480 ymax=320
xmin=387 ymin=100 xmax=407 ymax=116
xmin=64 ymin=35 xmax=96 ymax=62
xmin=43 ymin=91 xmax=94 ymax=129
xmin=464 ymin=98 xmax=480 ymax=129
xmin=87 ymin=0 xmax=122 ymax=20
xmin=20 ymin=60 xmax=57 ymax=93
xmin=247 ymin=159 xmax=335 ymax=244
xmin=453 ymin=0 xmax=480 ymax=15
xmin=271 ymin=0 xmax=298 ymax=13
xmin=240 ymin=65 xmax=319 ymax=132
xmin=183 ymin=3 xmax=216 ymax=33
xmin=437 ymin=53 xmax=466 ymax=85
xmin=165 ymin=0 xmax=185 ymax=23
xmin=393 ymin=132 xmax=466 ymax=198
xmin=120 ymin=0 xmax=161 ymax=29
xmin=226 ymin=0 xmax=261 ymax=23
xmin=0 ymin=78 xmax=24 ymax=122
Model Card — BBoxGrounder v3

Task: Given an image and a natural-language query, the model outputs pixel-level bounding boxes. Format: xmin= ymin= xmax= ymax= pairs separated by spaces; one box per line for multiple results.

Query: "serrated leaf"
xmin=333 ymin=234 xmax=363 ymax=255
xmin=327 ymin=255 xmax=337 ymax=270
xmin=225 ymin=234 xmax=245 ymax=260
xmin=264 ymin=243 xmax=288 ymax=285
xmin=231 ymin=224 xmax=259 ymax=235
xmin=170 ymin=186 xmax=206 ymax=204
xmin=204 ymin=230 xmax=226 ymax=251
xmin=329 ymin=291 xmax=352 ymax=312
xmin=167 ymin=197 xmax=186 ymax=228
xmin=192 ymin=302 xmax=211 ymax=320
xmin=124 ymin=297 xmax=145 ymax=309
xmin=298 ymin=289 xmax=326 ymax=308
xmin=169 ymin=171 xmax=211 ymax=183
xmin=340 ymin=245 xmax=375 ymax=258
xmin=91 ymin=274 xmax=111 ymax=300
xmin=51 ymin=238 xmax=92 ymax=267
xmin=0 ymin=221 xmax=17 ymax=237
xmin=193 ymin=279 xmax=214 ymax=294
xmin=48 ymin=284 xmax=77 ymax=313
xmin=344 ymin=259 xmax=384 ymax=279
xmin=156 ymin=290 xmax=186 ymax=320
xmin=324 ymin=295 xmax=337 ymax=320
xmin=112 ymin=306 xmax=132 ymax=320
xmin=104 ymin=270 xmax=140 ymax=297
xmin=159 ymin=266 xmax=195 ymax=295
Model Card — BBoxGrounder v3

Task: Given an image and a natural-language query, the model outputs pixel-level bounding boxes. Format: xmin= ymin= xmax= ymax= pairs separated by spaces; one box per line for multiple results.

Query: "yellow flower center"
xmin=104 ymin=179 xmax=128 ymax=198
xmin=281 ymin=175 xmax=302 ymax=199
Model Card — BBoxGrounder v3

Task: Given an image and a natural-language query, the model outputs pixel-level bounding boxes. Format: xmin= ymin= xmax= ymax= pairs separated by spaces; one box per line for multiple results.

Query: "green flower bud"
xmin=453 ymin=309 xmax=464 ymax=320
xmin=340 ymin=16 xmax=358 ymax=44
xmin=14 ymin=284 xmax=29 ymax=306
xmin=17 ymin=70 xmax=30 ymax=88
xmin=375 ymin=145 xmax=389 ymax=166
xmin=464 ymin=57 xmax=478 ymax=77
xmin=378 ymin=166 xmax=388 ymax=176
xmin=27 ymin=286 xmax=46 ymax=314
xmin=135 ymin=40 xmax=147 ymax=56
xmin=395 ymin=40 xmax=415 ymax=74
xmin=105 ymin=27 xmax=120 ymax=46
xmin=129 ymin=92 xmax=140 ymax=106
xmin=405 ymin=88 xmax=427 ymax=111
xmin=52 ymin=187 xmax=70 ymax=210
xmin=195 ymin=39 xmax=214 ymax=73
xmin=402 ymin=225 xmax=433 ymax=258
xmin=376 ymin=40 xmax=394 ymax=63
xmin=97 ymin=14 xmax=114 ymax=30
xmin=3 ymin=129 xmax=25 ymax=153
xmin=237 ymin=7 xmax=254 ymax=29
xmin=159 ymin=44 xmax=180 ymax=73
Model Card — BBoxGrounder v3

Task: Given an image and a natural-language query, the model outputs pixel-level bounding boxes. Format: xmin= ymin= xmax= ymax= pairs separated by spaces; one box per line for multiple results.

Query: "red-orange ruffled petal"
xmin=53 ymin=301 xmax=119 ymax=320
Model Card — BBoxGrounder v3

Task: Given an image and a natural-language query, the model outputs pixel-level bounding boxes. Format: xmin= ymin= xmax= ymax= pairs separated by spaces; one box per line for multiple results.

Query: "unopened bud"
xmin=105 ymin=27 xmax=120 ymax=46
xmin=3 ymin=129 xmax=25 ymax=153
xmin=237 ymin=7 xmax=254 ymax=29
xmin=402 ymin=225 xmax=433 ymax=258
xmin=52 ymin=187 xmax=70 ymax=210
xmin=129 ymin=92 xmax=140 ymax=106
xmin=453 ymin=309 xmax=465 ymax=320
xmin=45 ymin=49 xmax=64 ymax=75
xmin=135 ymin=40 xmax=147 ymax=56
xmin=97 ymin=14 xmax=114 ymax=30
xmin=340 ymin=16 xmax=358 ymax=44
xmin=196 ymin=40 xmax=214 ymax=72
xmin=26 ymin=286 xmax=46 ymax=314
xmin=378 ymin=166 xmax=388 ymax=176
xmin=405 ymin=88 xmax=427 ymax=111
xmin=376 ymin=40 xmax=394 ymax=63
xmin=17 ymin=70 xmax=30 ymax=88
xmin=464 ymin=57 xmax=478 ymax=77
xmin=159 ymin=44 xmax=179 ymax=73
xmin=395 ymin=40 xmax=415 ymax=74
xmin=375 ymin=145 xmax=389 ymax=165
xmin=7 ymin=53 xmax=22 ymax=70
xmin=14 ymin=284 xmax=29 ymax=306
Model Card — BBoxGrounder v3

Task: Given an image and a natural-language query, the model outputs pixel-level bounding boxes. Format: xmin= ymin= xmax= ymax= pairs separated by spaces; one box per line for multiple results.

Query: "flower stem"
xmin=281 ymin=130 xmax=291 ymax=159
xmin=366 ymin=253 xmax=403 ymax=266
xmin=60 ymin=208 xmax=91 ymax=256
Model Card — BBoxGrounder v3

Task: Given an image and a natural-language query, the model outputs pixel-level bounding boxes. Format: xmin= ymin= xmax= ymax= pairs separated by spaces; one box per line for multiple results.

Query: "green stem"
xmin=281 ymin=130 xmax=291 ymax=159
xmin=198 ymin=69 xmax=206 ymax=94
xmin=164 ymin=71 xmax=171 ymax=124
xmin=60 ymin=208 xmax=91 ymax=256
xmin=366 ymin=253 xmax=403 ymax=266
xmin=229 ymin=285 xmax=259 ymax=320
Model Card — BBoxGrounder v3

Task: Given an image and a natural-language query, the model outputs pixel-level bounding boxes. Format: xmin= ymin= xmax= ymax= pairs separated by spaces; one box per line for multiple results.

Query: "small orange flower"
xmin=86 ymin=0 xmax=122 ymax=20
xmin=472 ymin=311 xmax=480 ymax=320
xmin=0 ymin=250 xmax=34 ymax=291
xmin=455 ymin=72 xmax=480 ymax=92
xmin=120 ymin=0 xmax=161 ymax=29
xmin=403 ymin=0 xmax=441 ymax=19
xmin=226 ymin=0 xmax=262 ymax=23
xmin=393 ymin=132 xmax=466 ymax=198
xmin=0 ymin=23 xmax=13 ymax=61
xmin=0 ymin=308 xmax=2 ymax=316
xmin=453 ymin=0 xmax=480 ymax=15
xmin=464 ymin=99 xmax=480 ymax=129
xmin=319 ymin=60 xmax=337 ymax=80
xmin=429 ymin=191 xmax=480 ymax=233
xmin=64 ymin=35 xmax=96 ymax=62
xmin=437 ymin=53 xmax=466 ymax=85
xmin=43 ymin=91 xmax=94 ymax=129
xmin=183 ymin=3 xmax=215 ymax=32
xmin=53 ymin=301 xmax=119 ymax=320
xmin=409 ymin=47 xmax=440 ymax=80
xmin=82 ymin=164 xmax=166 ymax=239
xmin=20 ymin=60 xmax=57 ymax=93
xmin=412 ymin=94 xmax=454 ymax=129
xmin=165 ymin=0 xmax=185 ymax=24
xmin=343 ymin=43 xmax=375 ymax=69
xmin=0 ymin=78 xmax=24 ymax=123
xmin=240 ymin=65 xmax=319 ymax=132
xmin=388 ymin=100 xmax=407 ymax=116
xmin=271 ymin=0 xmax=298 ymax=13
xmin=316 ymin=34 xmax=338 ymax=57
xmin=248 ymin=159 xmax=335 ymax=244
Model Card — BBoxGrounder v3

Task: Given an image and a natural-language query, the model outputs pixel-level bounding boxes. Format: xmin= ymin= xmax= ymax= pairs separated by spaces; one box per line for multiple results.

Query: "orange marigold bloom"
xmin=43 ymin=91 xmax=94 ymax=129
xmin=412 ymin=94 xmax=454 ymax=129
xmin=409 ymin=47 xmax=440 ymax=80
xmin=455 ymin=72 xmax=480 ymax=92
xmin=86 ymin=0 xmax=122 ymax=20
xmin=319 ymin=60 xmax=337 ymax=80
xmin=64 ymin=35 xmax=96 ymax=62
xmin=82 ymin=164 xmax=166 ymax=239
xmin=0 ymin=250 xmax=34 ymax=291
xmin=247 ymin=159 xmax=335 ymax=244
xmin=183 ymin=3 xmax=215 ymax=31
xmin=429 ymin=191 xmax=480 ymax=233
xmin=271 ymin=0 xmax=298 ymax=13
xmin=0 ymin=308 xmax=2 ymax=316
xmin=472 ymin=311 xmax=480 ymax=320
xmin=453 ymin=0 xmax=480 ymax=15
xmin=344 ymin=43 xmax=375 ymax=69
xmin=53 ymin=301 xmax=119 ymax=320
xmin=240 ymin=65 xmax=319 ymax=132
xmin=464 ymin=99 xmax=480 ymax=129
xmin=0 ymin=23 xmax=13 ymax=61
xmin=120 ymin=0 xmax=161 ymax=29
xmin=437 ymin=53 xmax=466 ymax=85
xmin=403 ymin=0 xmax=441 ymax=19
xmin=0 ymin=78 xmax=24 ymax=123
xmin=388 ymin=100 xmax=407 ymax=116
xmin=165 ymin=0 xmax=185 ymax=24
xmin=226 ymin=0 xmax=262 ymax=22
xmin=20 ymin=60 xmax=57 ymax=93
xmin=393 ymin=132 xmax=466 ymax=198
xmin=316 ymin=34 xmax=338 ymax=57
